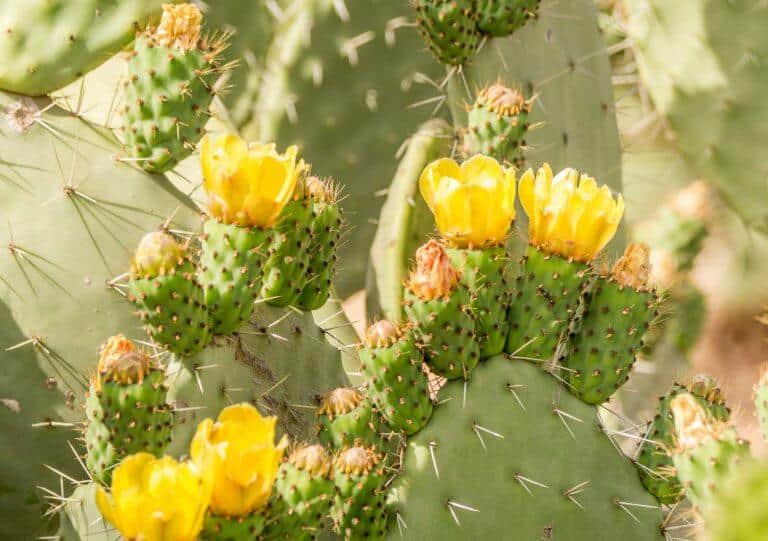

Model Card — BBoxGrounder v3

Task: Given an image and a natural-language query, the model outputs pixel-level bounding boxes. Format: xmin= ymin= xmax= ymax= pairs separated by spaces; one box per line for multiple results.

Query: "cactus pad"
xmin=413 ymin=0 xmax=481 ymax=66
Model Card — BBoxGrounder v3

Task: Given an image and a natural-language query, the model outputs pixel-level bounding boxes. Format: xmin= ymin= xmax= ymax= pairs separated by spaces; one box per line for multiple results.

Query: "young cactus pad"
xmin=388 ymin=357 xmax=663 ymax=539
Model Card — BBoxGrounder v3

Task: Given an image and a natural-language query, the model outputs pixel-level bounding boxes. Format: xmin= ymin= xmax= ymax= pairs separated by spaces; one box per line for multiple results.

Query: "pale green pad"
xmin=389 ymin=358 xmax=663 ymax=540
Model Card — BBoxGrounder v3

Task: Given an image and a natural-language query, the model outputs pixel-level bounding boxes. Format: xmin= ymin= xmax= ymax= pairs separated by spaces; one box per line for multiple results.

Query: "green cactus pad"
xmin=388 ymin=357 xmax=663 ymax=540
xmin=404 ymin=285 xmax=479 ymax=380
xmin=413 ymin=0 xmax=481 ymax=66
xmin=562 ymin=278 xmax=659 ymax=404
xmin=754 ymin=376 xmax=768 ymax=443
xmin=122 ymin=33 xmax=222 ymax=173
xmin=0 ymin=0 xmax=163 ymax=96
xmin=447 ymin=246 xmax=512 ymax=358
xmin=635 ymin=377 xmax=730 ymax=505
xmin=296 ymin=192 xmax=343 ymax=311
xmin=202 ymin=512 xmax=265 ymax=541
xmin=198 ymin=219 xmax=270 ymax=336
xmin=332 ymin=447 xmax=388 ymax=541
xmin=85 ymin=369 xmax=172 ymax=485
xmin=129 ymin=258 xmax=212 ymax=356
xmin=672 ymin=426 xmax=750 ymax=514
xmin=463 ymin=84 xmax=532 ymax=165
xmin=360 ymin=330 xmax=433 ymax=435
xmin=505 ymin=245 xmax=588 ymax=363
xmin=261 ymin=199 xmax=313 ymax=307
xmin=262 ymin=447 xmax=335 ymax=541
xmin=706 ymin=459 xmax=768 ymax=541
xmin=476 ymin=0 xmax=540 ymax=38
xmin=317 ymin=389 xmax=380 ymax=449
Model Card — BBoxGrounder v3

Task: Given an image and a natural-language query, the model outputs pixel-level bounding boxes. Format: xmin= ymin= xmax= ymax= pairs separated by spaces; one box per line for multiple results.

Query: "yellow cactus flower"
xmin=201 ymin=133 xmax=306 ymax=228
xmin=191 ymin=403 xmax=286 ymax=517
xmin=419 ymin=155 xmax=517 ymax=248
xmin=96 ymin=453 xmax=213 ymax=541
xmin=518 ymin=164 xmax=624 ymax=262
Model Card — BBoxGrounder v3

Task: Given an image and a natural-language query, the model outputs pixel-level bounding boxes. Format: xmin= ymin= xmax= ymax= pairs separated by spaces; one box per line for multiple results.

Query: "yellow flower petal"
xmin=519 ymin=165 xmax=624 ymax=261
xmin=419 ymin=154 xmax=516 ymax=247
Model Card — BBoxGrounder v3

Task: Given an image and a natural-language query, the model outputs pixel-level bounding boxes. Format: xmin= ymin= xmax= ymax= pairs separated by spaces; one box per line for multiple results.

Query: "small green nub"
xmin=464 ymin=83 xmax=532 ymax=165
xmin=201 ymin=512 xmax=265 ymax=541
xmin=413 ymin=0 xmax=481 ymax=66
xmin=316 ymin=387 xmax=380 ymax=448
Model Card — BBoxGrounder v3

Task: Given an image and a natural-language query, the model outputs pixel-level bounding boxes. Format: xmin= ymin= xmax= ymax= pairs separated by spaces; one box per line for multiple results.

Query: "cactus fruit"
xmin=122 ymin=4 xmax=231 ymax=173
xmin=202 ymin=514 xmax=265 ymax=541
xmin=317 ymin=387 xmax=379 ymax=448
xmin=635 ymin=375 xmax=730 ymax=505
xmin=475 ymin=0 xmax=540 ymax=37
xmin=404 ymin=240 xmax=479 ymax=379
xmin=332 ymin=446 xmax=388 ymax=541
xmin=388 ymin=358 xmax=662 ymax=540
xmin=84 ymin=335 xmax=172 ymax=485
xmin=0 ymin=1 xmax=164 ymax=96
xmin=463 ymin=83 xmax=533 ymax=165
xmin=128 ymin=231 xmax=212 ymax=356
xmin=413 ymin=0 xmax=481 ymax=66
xmin=360 ymin=320 xmax=433 ymax=435
xmin=262 ymin=444 xmax=336 ymax=541
xmin=295 ymin=177 xmax=344 ymax=311
xmin=562 ymin=243 xmax=660 ymax=404
xmin=669 ymin=393 xmax=751 ymax=513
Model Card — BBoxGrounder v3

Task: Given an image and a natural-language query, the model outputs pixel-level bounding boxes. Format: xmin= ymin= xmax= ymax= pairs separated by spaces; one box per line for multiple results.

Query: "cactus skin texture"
xmin=262 ymin=444 xmax=336 ymax=541
xmin=705 ymin=459 xmax=768 ymax=541
xmin=295 ymin=180 xmax=343 ymax=311
xmin=476 ymin=0 xmax=540 ymax=37
xmin=562 ymin=277 xmax=659 ymax=404
xmin=0 ymin=1 xmax=164 ymax=96
xmin=413 ymin=0 xmax=481 ymax=66
xmin=360 ymin=321 xmax=433 ymax=435
xmin=625 ymin=0 xmax=768 ymax=231
xmin=635 ymin=377 xmax=730 ymax=505
xmin=122 ymin=28 xmax=227 ymax=173
xmin=447 ymin=246 xmax=512 ymax=358
xmin=201 ymin=512 xmax=265 ymax=541
xmin=84 ymin=357 xmax=172 ymax=485
xmin=755 ymin=371 xmax=768 ymax=443
xmin=128 ymin=238 xmax=212 ymax=356
xmin=332 ymin=446 xmax=388 ymax=541
xmin=317 ymin=388 xmax=380 ymax=449
xmin=463 ymin=83 xmax=532 ymax=166
xmin=388 ymin=358 xmax=663 ymax=540
xmin=505 ymin=246 xmax=588 ymax=362
xmin=198 ymin=220 xmax=269 ymax=336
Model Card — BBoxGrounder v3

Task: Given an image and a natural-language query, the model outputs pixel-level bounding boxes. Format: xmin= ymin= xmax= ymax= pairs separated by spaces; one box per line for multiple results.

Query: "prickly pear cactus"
xmin=625 ymin=0 xmax=768 ymax=231
xmin=0 ymin=0 xmax=165 ymax=95
xmin=389 ymin=358 xmax=663 ymax=540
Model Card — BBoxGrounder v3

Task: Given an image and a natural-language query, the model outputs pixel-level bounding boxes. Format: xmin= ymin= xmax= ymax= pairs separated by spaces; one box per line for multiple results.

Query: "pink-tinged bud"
xmin=318 ymin=388 xmax=364 ymax=418
xmin=407 ymin=240 xmax=461 ymax=301
xmin=288 ymin=444 xmax=331 ymax=477
xmin=365 ymin=320 xmax=402 ymax=348
xmin=97 ymin=335 xmax=151 ymax=385
xmin=611 ymin=242 xmax=651 ymax=290
xmin=335 ymin=446 xmax=380 ymax=476
xmin=669 ymin=180 xmax=713 ymax=222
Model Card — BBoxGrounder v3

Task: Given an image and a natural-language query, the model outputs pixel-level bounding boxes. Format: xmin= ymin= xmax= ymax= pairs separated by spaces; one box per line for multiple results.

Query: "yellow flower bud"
xmin=518 ymin=164 xmax=624 ymax=262
xmin=131 ymin=231 xmax=184 ymax=278
xmin=191 ymin=403 xmax=286 ymax=517
xmin=419 ymin=155 xmax=517 ymax=248
xmin=97 ymin=335 xmax=151 ymax=386
xmin=200 ymin=133 xmax=307 ymax=228
xmin=156 ymin=3 xmax=202 ymax=53
xmin=364 ymin=320 xmax=402 ymax=348
xmin=96 ymin=453 xmax=213 ymax=541
xmin=406 ymin=239 xmax=461 ymax=301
